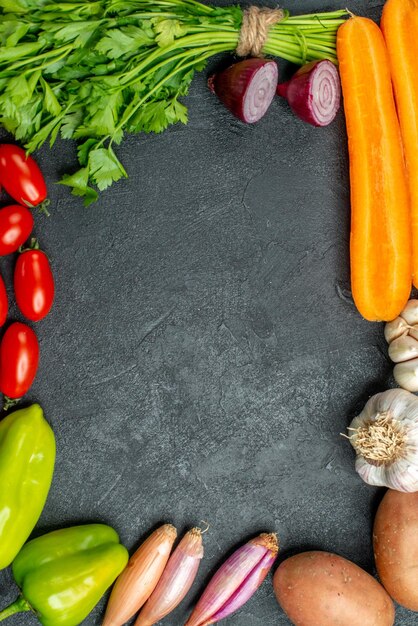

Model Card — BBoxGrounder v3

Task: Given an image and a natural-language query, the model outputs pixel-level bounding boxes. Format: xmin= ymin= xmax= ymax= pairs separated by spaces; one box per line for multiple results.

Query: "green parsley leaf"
xmin=0 ymin=0 xmax=29 ymax=14
xmin=0 ymin=42 xmax=42 ymax=63
xmin=41 ymin=78 xmax=62 ymax=116
xmin=5 ymin=75 xmax=31 ymax=104
xmin=14 ymin=99 xmax=43 ymax=141
xmin=59 ymin=166 xmax=99 ymax=206
xmin=166 ymin=99 xmax=188 ymax=124
xmin=0 ymin=21 xmax=30 ymax=47
xmin=154 ymin=19 xmax=185 ymax=47
xmin=77 ymin=138 xmax=98 ymax=166
xmin=81 ymin=91 xmax=124 ymax=136
xmin=96 ymin=25 xmax=154 ymax=59
xmin=46 ymin=21 xmax=100 ymax=48
xmin=61 ymin=110 xmax=84 ymax=139
xmin=25 ymin=116 xmax=63 ymax=152
xmin=88 ymin=146 xmax=127 ymax=191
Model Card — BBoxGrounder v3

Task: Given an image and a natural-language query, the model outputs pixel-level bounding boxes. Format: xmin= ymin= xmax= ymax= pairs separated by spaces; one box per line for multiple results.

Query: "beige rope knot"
xmin=236 ymin=6 xmax=285 ymax=57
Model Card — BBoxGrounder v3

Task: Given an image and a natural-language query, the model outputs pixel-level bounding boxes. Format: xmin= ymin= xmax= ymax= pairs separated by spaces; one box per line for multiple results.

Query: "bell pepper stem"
xmin=0 ymin=597 xmax=31 ymax=621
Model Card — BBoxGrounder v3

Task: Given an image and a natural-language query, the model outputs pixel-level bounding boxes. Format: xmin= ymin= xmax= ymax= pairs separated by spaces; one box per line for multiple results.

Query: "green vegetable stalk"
xmin=0 ymin=404 xmax=55 ymax=570
xmin=0 ymin=0 xmax=347 ymax=203
xmin=0 ymin=524 xmax=129 ymax=626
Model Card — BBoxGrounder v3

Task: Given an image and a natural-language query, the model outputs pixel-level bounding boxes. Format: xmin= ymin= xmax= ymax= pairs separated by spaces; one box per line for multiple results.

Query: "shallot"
xmin=208 ymin=59 xmax=278 ymax=124
xmin=185 ymin=532 xmax=278 ymax=625
xmin=277 ymin=60 xmax=341 ymax=126
xmin=102 ymin=524 xmax=177 ymax=626
xmin=135 ymin=527 xmax=204 ymax=625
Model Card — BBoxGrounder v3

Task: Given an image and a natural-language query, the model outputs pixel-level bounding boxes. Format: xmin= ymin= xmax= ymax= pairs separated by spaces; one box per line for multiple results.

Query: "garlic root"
xmin=346 ymin=389 xmax=418 ymax=492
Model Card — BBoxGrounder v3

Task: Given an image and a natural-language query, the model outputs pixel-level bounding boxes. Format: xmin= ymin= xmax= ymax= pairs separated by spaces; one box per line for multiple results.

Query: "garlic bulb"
xmin=385 ymin=299 xmax=418 ymax=391
xmin=347 ymin=389 xmax=418 ymax=492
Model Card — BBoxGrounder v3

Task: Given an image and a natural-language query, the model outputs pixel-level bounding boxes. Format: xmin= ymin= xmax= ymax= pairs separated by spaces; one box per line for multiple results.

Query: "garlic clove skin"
xmin=378 ymin=388 xmax=418 ymax=422
xmin=389 ymin=334 xmax=418 ymax=363
xmin=347 ymin=389 xmax=418 ymax=493
xmin=385 ymin=302 xmax=418 ymax=392
xmin=408 ymin=326 xmax=418 ymax=342
xmin=385 ymin=316 xmax=409 ymax=344
xmin=394 ymin=358 xmax=418 ymax=392
xmin=398 ymin=299 xmax=418 ymax=326
xmin=385 ymin=455 xmax=418 ymax=492
xmin=355 ymin=456 xmax=388 ymax=487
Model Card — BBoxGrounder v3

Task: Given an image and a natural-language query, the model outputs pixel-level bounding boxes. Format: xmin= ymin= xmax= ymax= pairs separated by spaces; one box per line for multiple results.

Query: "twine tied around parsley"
xmin=236 ymin=6 xmax=285 ymax=57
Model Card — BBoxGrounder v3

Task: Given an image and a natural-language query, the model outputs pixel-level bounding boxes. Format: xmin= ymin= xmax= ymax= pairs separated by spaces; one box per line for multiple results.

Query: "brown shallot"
xmin=102 ymin=524 xmax=177 ymax=626
xmin=135 ymin=527 xmax=204 ymax=625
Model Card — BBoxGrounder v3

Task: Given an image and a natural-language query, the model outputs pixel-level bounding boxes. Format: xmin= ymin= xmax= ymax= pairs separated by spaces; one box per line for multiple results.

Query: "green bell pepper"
xmin=0 ymin=403 xmax=55 ymax=570
xmin=0 ymin=524 xmax=129 ymax=626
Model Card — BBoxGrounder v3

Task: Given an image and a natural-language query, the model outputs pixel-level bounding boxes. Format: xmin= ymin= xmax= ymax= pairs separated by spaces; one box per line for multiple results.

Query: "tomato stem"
xmin=18 ymin=238 xmax=40 ymax=254
xmin=36 ymin=199 xmax=51 ymax=217
xmin=2 ymin=396 xmax=21 ymax=412
xmin=25 ymin=198 xmax=50 ymax=217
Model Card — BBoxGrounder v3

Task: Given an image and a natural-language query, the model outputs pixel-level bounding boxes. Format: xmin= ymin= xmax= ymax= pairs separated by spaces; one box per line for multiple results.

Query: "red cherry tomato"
xmin=14 ymin=247 xmax=55 ymax=322
xmin=0 ymin=275 xmax=7 ymax=326
xmin=0 ymin=205 xmax=34 ymax=255
xmin=0 ymin=145 xmax=47 ymax=207
xmin=0 ymin=322 xmax=39 ymax=399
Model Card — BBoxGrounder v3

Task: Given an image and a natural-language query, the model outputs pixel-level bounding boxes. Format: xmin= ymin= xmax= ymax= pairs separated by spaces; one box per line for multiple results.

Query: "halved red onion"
xmin=277 ymin=59 xmax=341 ymax=127
xmin=208 ymin=58 xmax=278 ymax=124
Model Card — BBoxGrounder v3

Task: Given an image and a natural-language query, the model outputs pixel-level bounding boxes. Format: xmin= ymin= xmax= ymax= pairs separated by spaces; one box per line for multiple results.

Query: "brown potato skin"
xmin=273 ymin=551 xmax=394 ymax=626
xmin=374 ymin=489 xmax=418 ymax=610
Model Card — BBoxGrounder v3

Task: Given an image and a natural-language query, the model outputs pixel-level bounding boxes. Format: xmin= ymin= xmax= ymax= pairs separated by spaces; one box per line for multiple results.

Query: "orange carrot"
xmin=381 ymin=0 xmax=418 ymax=288
xmin=337 ymin=16 xmax=411 ymax=321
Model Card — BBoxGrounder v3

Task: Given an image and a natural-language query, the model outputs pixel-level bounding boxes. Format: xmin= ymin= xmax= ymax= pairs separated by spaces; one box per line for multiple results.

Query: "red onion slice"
xmin=277 ymin=59 xmax=341 ymax=127
xmin=209 ymin=58 xmax=278 ymax=124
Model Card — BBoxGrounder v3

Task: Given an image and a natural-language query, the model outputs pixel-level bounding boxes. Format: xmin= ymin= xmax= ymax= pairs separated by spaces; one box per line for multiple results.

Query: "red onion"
xmin=185 ymin=532 xmax=278 ymax=625
xmin=208 ymin=58 xmax=278 ymax=123
xmin=135 ymin=528 xmax=204 ymax=626
xmin=277 ymin=60 xmax=341 ymax=127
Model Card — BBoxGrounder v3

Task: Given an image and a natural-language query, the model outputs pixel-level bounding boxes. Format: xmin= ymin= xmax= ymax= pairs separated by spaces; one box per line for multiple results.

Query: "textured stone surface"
xmin=0 ymin=0 xmax=414 ymax=624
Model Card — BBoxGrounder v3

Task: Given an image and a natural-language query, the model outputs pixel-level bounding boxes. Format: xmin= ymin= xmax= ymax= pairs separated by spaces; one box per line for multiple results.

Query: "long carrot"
xmin=381 ymin=0 xmax=418 ymax=288
xmin=337 ymin=16 xmax=411 ymax=321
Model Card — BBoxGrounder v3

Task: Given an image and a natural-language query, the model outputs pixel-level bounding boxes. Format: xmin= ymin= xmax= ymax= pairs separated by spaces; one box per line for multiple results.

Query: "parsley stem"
xmin=109 ymin=42 xmax=230 ymax=145
xmin=1 ymin=44 xmax=74 ymax=73
xmin=24 ymin=49 xmax=74 ymax=75
xmin=117 ymin=31 xmax=238 ymax=85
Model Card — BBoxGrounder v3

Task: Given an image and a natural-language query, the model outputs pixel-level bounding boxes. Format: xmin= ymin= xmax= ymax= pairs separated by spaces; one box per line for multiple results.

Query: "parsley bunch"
xmin=0 ymin=0 xmax=347 ymax=204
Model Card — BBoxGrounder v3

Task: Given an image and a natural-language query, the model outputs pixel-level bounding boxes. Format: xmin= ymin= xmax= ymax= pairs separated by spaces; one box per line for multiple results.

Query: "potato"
xmin=273 ymin=551 xmax=394 ymax=626
xmin=374 ymin=489 xmax=418 ymax=610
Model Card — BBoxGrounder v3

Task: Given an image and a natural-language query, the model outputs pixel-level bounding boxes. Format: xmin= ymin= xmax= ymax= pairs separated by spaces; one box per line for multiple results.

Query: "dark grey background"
xmin=0 ymin=0 xmax=414 ymax=624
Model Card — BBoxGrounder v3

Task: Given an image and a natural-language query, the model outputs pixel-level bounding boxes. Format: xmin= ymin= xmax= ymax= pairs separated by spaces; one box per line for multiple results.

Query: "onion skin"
xmin=274 ymin=551 xmax=395 ymax=626
xmin=135 ymin=528 xmax=204 ymax=626
xmin=210 ymin=549 xmax=276 ymax=622
xmin=277 ymin=60 xmax=341 ymax=127
xmin=209 ymin=58 xmax=278 ymax=124
xmin=374 ymin=490 xmax=418 ymax=610
xmin=102 ymin=524 xmax=177 ymax=626
xmin=185 ymin=532 xmax=278 ymax=626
